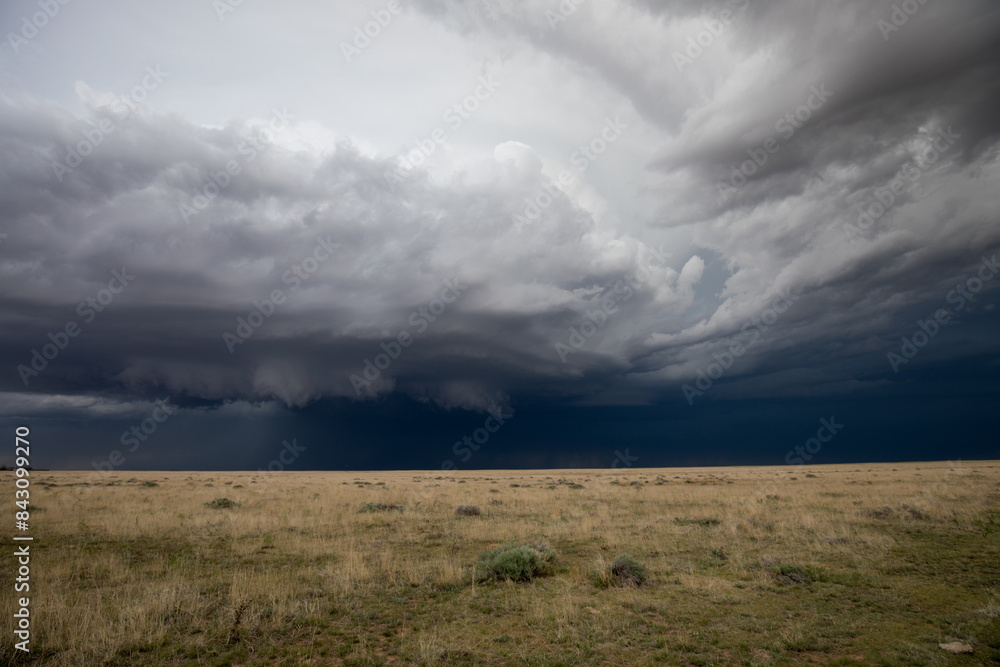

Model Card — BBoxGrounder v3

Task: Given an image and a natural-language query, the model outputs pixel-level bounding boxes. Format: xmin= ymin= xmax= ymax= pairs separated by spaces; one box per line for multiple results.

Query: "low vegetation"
xmin=673 ymin=516 xmax=721 ymax=526
xmin=1 ymin=462 xmax=998 ymax=665
xmin=357 ymin=502 xmax=404 ymax=513
xmin=474 ymin=542 xmax=555 ymax=583
xmin=455 ymin=504 xmax=481 ymax=516
xmin=592 ymin=553 xmax=648 ymax=588
xmin=202 ymin=497 xmax=239 ymax=509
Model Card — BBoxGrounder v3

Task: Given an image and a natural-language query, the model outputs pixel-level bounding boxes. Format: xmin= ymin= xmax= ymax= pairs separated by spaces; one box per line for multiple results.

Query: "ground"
xmin=2 ymin=461 xmax=999 ymax=665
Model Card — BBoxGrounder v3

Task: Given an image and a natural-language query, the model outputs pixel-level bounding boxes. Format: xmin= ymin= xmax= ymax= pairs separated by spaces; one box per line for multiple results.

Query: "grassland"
xmin=2 ymin=461 xmax=999 ymax=666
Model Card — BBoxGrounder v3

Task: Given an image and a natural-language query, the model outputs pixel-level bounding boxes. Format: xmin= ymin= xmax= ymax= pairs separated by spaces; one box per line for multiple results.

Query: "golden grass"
xmin=3 ymin=461 xmax=999 ymax=665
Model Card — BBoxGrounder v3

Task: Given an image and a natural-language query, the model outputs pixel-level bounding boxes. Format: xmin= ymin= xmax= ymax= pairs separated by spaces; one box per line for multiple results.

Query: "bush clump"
xmin=592 ymin=554 xmax=649 ymax=588
xmin=456 ymin=504 xmax=481 ymax=516
xmin=609 ymin=554 xmax=647 ymax=587
xmin=358 ymin=503 xmax=404 ymax=513
xmin=866 ymin=506 xmax=895 ymax=518
xmin=474 ymin=542 xmax=555 ymax=583
xmin=769 ymin=563 xmax=819 ymax=585
xmin=204 ymin=498 xmax=239 ymax=509
xmin=901 ymin=504 xmax=930 ymax=520
xmin=674 ymin=517 xmax=721 ymax=527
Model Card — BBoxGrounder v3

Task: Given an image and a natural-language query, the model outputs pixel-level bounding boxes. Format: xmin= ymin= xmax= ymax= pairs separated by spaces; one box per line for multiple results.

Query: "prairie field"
xmin=3 ymin=461 xmax=1000 ymax=666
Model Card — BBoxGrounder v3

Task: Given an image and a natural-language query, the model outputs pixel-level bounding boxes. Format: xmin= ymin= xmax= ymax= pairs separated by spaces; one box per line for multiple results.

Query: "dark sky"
xmin=1 ymin=0 xmax=998 ymax=471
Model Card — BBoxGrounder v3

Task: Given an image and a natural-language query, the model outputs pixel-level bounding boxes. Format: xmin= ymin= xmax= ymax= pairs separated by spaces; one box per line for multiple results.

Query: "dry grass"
xmin=3 ymin=461 xmax=999 ymax=665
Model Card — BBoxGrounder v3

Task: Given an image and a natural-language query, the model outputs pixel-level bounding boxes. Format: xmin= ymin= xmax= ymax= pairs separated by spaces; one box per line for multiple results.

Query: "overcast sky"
xmin=1 ymin=0 xmax=998 ymax=471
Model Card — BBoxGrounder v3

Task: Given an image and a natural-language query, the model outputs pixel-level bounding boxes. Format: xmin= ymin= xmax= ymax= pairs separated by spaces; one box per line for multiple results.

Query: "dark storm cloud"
xmin=0 ymin=88 xmax=698 ymax=416
xmin=1 ymin=0 xmax=998 ymax=470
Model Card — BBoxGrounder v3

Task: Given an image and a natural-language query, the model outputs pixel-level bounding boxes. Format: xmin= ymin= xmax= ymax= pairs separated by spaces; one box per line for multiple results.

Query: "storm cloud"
xmin=1 ymin=0 xmax=998 ymax=469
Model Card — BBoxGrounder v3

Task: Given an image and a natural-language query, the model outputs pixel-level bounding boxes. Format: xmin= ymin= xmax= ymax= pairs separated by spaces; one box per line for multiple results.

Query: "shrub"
xmin=358 ymin=503 xmax=404 ymax=513
xmin=474 ymin=542 xmax=555 ymax=583
xmin=769 ymin=563 xmax=819 ymax=585
xmin=609 ymin=554 xmax=647 ymax=587
xmin=901 ymin=504 xmax=930 ymax=520
xmin=866 ymin=506 xmax=895 ymax=518
xmin=569 ymin=483 xmax=585 ymax=489
xmin=456 ymin=504 xmax=481 ymax=516
xmin=674 ymin=517 xmax=721 ymax=527
xmin=204 ymin=498 xmax=239 ymax=509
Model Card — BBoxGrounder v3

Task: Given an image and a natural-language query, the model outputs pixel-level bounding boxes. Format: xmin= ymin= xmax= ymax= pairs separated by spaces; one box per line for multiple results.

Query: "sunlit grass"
xmin=2 ymin=461 xmax=998 ymax=665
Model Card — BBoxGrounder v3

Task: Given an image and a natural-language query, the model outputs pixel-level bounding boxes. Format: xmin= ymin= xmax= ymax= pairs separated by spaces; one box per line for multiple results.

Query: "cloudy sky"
xmin=1 ymin=0 xmax=998 ymax=471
